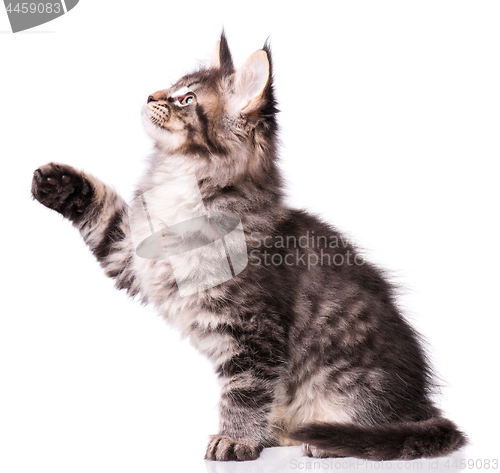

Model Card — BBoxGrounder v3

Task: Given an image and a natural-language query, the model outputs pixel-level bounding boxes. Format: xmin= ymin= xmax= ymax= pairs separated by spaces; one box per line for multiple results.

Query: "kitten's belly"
xmin=133 ymin=255 xmax=231 ymax=338
xmin=134 ymin=256 xmax=177 ymax=304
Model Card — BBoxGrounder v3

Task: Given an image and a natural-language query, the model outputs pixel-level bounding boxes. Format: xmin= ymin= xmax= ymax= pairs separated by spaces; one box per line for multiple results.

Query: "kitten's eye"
xmin=179 ymin=94 xmax=196 ymax=106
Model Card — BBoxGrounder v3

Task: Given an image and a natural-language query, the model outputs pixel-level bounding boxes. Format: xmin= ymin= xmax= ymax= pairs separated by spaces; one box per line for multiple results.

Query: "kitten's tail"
xmin=288 ymin=417 xmax=467 ymax=461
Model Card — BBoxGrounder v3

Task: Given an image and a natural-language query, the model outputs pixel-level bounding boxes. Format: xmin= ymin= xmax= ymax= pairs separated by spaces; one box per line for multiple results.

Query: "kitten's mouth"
xmin=147 ymin=103 xmax=169 ymax=128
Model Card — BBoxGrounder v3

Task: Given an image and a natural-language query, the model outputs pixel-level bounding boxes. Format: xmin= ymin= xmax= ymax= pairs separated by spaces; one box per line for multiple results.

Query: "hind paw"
xmin=302 ymin=443 xmax=345 ymax=458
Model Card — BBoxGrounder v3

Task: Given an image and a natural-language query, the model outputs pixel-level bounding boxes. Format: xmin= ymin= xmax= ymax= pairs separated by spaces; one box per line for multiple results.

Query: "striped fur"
xmin=31 ymin=32 xmax=466 ymax=462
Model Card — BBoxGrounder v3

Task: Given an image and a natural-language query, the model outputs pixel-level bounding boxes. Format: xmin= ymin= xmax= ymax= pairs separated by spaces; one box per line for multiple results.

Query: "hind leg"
xmin=302 ymin=443 xmax=345 ymax=458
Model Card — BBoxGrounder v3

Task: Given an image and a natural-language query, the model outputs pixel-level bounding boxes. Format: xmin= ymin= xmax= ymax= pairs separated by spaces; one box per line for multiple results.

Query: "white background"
xmin=1 ymin=1 xmax=499 ymax=472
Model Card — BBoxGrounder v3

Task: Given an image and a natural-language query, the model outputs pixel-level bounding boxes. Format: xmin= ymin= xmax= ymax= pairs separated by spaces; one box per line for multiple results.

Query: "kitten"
xmin=31 ymin=32 xmax=467 ymax=462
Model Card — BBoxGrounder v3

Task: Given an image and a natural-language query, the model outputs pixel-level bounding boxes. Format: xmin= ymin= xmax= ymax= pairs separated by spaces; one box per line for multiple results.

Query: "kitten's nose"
xmin=147 ymin=91 xmax=167 ymax=103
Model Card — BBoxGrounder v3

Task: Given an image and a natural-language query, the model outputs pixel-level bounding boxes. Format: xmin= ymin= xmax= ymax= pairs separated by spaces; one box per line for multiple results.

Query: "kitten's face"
xmin=142 ymin=71 xmax=228 ymax=154
xmin=141 ymin=36 xmax=275 ymax=167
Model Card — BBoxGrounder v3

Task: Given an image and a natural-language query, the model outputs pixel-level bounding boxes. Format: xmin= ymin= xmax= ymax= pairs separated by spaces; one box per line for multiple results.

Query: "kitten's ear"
xmin=214 ymin=30 xmax=234 ymax=73
xmin=230 ymin=50 xmax=270 ymax=114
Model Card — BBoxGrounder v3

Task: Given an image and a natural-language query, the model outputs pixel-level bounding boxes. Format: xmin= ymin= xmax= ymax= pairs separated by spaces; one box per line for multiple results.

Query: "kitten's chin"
xmin=141 ymin=108 xmax=186 ymax=153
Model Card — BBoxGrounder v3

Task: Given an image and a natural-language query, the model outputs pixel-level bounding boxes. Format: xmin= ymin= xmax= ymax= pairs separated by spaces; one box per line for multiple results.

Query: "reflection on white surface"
xmin=205 ymin=447 xmax=302 ymax=473
xmin=205 ymin=446 xmax=469 ymax=473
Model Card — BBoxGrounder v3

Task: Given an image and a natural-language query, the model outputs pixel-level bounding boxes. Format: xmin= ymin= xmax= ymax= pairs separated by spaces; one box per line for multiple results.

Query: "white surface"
xmin=1 ymin=1 xmax=499 ymax=472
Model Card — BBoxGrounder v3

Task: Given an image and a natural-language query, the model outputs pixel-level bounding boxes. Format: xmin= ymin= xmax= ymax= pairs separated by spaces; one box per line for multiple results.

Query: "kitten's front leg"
xmin=206 ymin=364 xmax=278 ymax=461
xmin=32 ymin=163 xmax=138 ymax=295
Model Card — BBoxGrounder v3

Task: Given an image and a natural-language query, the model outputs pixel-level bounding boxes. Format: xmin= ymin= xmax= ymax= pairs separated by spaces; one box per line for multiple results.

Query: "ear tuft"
xmin=214 ymin=29 xmax=235 ymax=73
xmin=231 ymin=50 xmax=270 ymax=114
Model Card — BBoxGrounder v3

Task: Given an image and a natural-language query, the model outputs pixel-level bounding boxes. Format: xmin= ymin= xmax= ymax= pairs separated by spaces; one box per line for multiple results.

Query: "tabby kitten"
xmin=31 ymin=33 xmax=466 ymax=462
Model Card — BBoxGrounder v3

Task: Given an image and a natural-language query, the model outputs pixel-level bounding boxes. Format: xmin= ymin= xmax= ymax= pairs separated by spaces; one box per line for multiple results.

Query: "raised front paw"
xmin=31 ymin=163 xmax=93 ymax=220
xmin=205 ymin=435 xmax=263 ymax=461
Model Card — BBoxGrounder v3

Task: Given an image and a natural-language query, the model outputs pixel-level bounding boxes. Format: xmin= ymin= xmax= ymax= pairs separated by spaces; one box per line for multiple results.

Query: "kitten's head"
xmin=142 ymin=32 xmax=278 ymax=184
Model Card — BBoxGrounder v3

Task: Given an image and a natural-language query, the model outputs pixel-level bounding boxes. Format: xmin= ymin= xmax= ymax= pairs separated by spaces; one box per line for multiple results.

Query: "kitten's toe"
xmin=205 ymin=435 xmax=262 ymax=461
xmin=32 ymin=163 xmax=92 ymax=217
xmin=302 ymin=443 xmax=345 ymax=458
